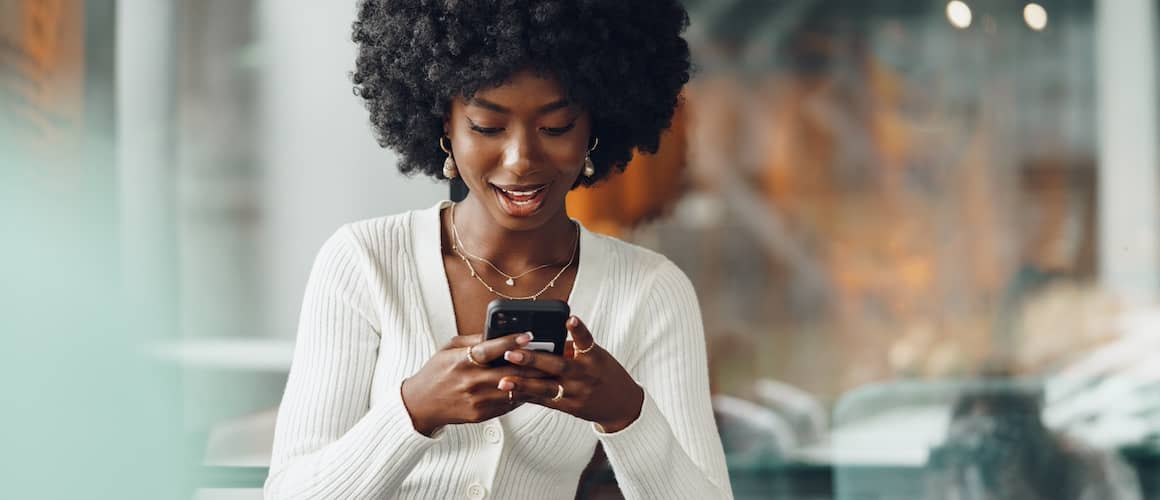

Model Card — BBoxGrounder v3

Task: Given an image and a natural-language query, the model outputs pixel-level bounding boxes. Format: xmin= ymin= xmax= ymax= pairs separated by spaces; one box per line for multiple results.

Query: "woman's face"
xmin=445 ymin=70 xmax=592 ymax=231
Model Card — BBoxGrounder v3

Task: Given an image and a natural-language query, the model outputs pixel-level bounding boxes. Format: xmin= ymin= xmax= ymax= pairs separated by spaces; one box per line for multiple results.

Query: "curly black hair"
xmin=351 ymin=0 xmax=691 ymax=186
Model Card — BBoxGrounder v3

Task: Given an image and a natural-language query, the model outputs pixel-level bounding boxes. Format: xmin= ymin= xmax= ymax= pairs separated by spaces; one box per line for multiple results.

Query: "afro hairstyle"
xmin=351 ymin=0 xmax=691 ymax=186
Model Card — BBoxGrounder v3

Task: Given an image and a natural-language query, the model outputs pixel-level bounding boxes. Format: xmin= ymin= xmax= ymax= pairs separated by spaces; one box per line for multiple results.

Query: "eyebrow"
xmin=468 ymin=97 xmax=572 ymax=115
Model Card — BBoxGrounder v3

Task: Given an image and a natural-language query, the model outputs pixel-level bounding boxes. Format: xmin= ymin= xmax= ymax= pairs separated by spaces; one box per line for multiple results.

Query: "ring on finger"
xmin=551 ymin=383 xmax=565 ymax=402
xmin=574 ymin=342 xmax=596 ymax=355
xmin=465 ymin=347 xmax=486 ymax=367
xmin=508 ymin=390 xmax=514 ymax=404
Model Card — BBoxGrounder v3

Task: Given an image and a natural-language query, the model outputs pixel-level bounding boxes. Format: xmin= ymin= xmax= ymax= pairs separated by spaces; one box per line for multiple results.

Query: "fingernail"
xmin=568 ymin=316 xmax=579 ymax=327
xmin=497 ymin=379 xmax=514 ymax=391
xmin=504 ymin=350 xmax=524 ymax=363
xmin=516 ymin=332 xmax=533 ymax=344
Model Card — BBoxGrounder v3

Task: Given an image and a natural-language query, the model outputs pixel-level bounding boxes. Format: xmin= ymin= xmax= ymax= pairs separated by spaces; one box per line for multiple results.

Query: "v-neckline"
xmin=412 ymin=200 xmax=603 ymax=348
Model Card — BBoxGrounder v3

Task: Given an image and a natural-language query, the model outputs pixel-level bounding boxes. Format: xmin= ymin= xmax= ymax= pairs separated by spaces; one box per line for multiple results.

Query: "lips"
xmin=494 ymin=184 xmax=547 ymax=200
xmin=491 ymin=182 xmax=549 ymax=217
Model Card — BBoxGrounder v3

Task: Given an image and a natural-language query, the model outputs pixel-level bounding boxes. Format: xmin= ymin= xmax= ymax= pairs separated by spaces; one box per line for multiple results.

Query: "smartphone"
xmin=484 ymin=299 xmax=570 ymax=367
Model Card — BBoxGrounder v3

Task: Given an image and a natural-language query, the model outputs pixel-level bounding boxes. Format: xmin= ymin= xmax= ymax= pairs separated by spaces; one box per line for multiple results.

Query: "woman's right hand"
xmin=401 ymin=332 xmax=543 ymax=436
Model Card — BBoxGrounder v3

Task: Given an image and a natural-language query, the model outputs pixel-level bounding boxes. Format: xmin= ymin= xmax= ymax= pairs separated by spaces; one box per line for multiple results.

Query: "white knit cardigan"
xmin=264 ymin=201 xmax=733 ymax=499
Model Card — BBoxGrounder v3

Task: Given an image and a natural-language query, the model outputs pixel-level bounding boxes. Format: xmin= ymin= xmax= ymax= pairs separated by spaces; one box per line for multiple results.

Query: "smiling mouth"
xmin=491 ymin=183 xmax=549 ymax=216
xmin=494 ymin=184 xmax=547 ymax=203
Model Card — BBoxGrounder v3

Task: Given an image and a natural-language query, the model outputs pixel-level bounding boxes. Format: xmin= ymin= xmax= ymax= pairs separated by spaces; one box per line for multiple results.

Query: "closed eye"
xmin=467 ymin=118 xmax=504 ymax=136
xmin=542 ymin=122 xmax=576 ymax=136
xmin=469 ymin=124 xmax=504 ymax=136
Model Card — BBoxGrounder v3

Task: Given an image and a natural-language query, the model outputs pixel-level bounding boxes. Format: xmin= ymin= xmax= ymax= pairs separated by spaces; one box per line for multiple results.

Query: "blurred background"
xmin=2 ymin=0 xmax=1158 ymax=498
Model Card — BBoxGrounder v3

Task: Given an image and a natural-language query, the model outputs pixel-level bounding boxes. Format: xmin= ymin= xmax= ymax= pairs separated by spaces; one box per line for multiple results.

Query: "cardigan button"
xmin=466 ymin=482 xmax=486 ymax=500
xmin=484 ymin=425 xmax=502 ymax=444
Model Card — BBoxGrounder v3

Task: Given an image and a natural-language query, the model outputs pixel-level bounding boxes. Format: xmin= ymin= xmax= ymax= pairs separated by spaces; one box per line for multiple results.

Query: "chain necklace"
xmin=451 ymin=205 xmax=555 ymax=286
xmin=448 ymin=203 xmax=578 ymax=301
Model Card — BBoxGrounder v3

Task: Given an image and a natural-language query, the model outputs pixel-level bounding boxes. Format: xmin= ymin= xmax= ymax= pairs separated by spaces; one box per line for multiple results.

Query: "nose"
xmin=501 ymin=128 xmax=539 ymax=176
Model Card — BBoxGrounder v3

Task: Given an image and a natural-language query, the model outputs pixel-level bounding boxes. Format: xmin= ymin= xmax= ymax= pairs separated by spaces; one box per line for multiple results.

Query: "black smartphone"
xmin=484 ymin=299 xmax=570 ymax=367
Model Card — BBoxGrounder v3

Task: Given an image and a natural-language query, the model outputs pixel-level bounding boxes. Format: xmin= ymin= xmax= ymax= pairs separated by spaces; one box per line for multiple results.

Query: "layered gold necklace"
xmin=449 ymin=203 xmax=578 ymax=301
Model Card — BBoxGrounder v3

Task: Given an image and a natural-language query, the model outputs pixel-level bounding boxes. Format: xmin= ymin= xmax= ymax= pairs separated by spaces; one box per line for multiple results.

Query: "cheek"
xmin=543 ymin=138 xmax=589 ymax=170
xmin=450 ymin=138 xmax=499 ymax=171
xmin=545 ymin=146 xmax=583 ymax=169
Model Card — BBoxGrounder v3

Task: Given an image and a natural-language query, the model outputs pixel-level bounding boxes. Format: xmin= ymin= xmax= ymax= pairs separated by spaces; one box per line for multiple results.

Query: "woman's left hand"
xmin=497 ymin=315 xmax=644 ymax=433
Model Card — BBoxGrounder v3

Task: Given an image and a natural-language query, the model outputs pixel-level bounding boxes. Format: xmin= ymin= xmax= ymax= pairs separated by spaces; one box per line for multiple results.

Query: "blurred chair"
xmin=753 ymin=378 xmax=828 ymax=447
xmin=925 ymin=384 xmax=1141 ymax=500
xmin=713 ymin=393 xmax=797 ymax=465
xmin=828 ymin=378 xmax=1143 ymax=500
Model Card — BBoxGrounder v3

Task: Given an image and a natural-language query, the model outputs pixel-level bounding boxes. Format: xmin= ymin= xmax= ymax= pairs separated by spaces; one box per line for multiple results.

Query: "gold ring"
xmin=551 ymin=384 xmax=565 ymax=402
xmin=574 ymin=342 xmax=596 ymax=355
xmin=465 ymin=348 xmax=486 ymax=367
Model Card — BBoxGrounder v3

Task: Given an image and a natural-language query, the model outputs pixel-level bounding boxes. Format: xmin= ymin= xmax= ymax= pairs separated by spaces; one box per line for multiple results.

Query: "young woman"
xmin=265 ymin=2 xmax=732 ymax=498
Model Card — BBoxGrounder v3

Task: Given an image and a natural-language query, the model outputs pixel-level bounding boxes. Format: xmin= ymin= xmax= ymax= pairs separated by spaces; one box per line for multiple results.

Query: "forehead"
xmin=466 ymin=70 xmax=569 ymax=109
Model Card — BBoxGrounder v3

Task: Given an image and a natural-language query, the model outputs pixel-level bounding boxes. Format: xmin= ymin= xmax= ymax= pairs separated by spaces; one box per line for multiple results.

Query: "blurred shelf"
xmin=149 ymin=337 xmax=295 ymax=372
xmin=198 ymin=466 xmax=270 ymax=489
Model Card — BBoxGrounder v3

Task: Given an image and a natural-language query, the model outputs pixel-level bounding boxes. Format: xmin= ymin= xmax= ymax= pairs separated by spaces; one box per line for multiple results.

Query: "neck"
xmin=446 ymin=195 xmax=577 ymax=271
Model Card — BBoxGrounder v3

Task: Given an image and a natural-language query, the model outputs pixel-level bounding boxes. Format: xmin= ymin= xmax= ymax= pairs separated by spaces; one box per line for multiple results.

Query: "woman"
xmin=264 ymin=1 xmax=732 ymax=498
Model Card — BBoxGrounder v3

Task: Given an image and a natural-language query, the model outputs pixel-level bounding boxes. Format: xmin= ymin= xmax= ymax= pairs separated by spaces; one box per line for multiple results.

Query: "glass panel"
xmin=648 ymin=1 xmax=1157 ymax=498
xmin=8 ymin=0 xmax=1155 ymax=498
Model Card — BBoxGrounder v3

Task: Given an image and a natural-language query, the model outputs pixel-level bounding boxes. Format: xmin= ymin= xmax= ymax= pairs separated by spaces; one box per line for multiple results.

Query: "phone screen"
xmin=485 ymin=299 xmax=570 ymax=366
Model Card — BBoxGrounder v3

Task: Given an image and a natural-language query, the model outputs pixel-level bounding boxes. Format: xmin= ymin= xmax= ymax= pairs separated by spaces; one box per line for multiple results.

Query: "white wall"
xmin=257 ymin=0 xmax=445 ymax=338
xmin=117 ymin=0 xmax=178 ymax=340
xmin=1096 ymin=0 xmax=1159 ymax=305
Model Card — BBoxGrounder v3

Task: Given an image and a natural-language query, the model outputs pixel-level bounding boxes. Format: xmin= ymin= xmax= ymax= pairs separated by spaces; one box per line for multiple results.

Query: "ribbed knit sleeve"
xmin=264 ymin=226 xmax=442 ymax=499
xmin=597 ymin=260 xmax=734 ymax=499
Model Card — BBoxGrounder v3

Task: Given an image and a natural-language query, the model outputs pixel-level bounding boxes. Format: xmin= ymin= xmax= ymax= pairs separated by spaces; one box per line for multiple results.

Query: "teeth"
xmin=499 ymin=186 xmax=545 ymax=196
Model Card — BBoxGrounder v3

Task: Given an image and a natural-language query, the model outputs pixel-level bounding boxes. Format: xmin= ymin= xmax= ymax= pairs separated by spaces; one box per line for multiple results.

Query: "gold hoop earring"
xmin=440 ymin=136 xmax=458 ymax=179
xmin=582 ymin=137 xmax=599 ymax=178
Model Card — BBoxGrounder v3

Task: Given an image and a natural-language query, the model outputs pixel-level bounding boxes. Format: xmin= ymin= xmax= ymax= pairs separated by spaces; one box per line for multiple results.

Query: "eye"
xmin=469 ymin=124 xmax=504 ymax=136
xmin=466 ymin=117 xmax=503 ymax=136
xmin=542 ymin=122 xmax=576 ymax=136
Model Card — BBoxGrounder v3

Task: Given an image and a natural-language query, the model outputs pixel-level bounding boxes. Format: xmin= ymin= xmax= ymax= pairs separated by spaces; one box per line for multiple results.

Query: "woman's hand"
xmin=497 ymin=316 xmax=645 ymax=433
xmin=401 ymin=332 xmax=548 ymax=436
